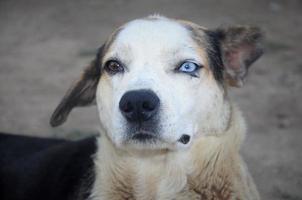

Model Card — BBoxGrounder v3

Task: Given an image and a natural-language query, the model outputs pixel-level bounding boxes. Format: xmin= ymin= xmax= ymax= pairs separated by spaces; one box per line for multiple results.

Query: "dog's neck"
xmin=90 ymin=106 xmax=246 ymax=200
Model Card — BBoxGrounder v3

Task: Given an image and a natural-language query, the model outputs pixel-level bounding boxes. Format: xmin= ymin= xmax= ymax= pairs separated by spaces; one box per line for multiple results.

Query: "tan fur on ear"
xmin=50 ymin=47 xmax=103 ymax=127
xmin=218 ymin=26 xmax=264 ymax=87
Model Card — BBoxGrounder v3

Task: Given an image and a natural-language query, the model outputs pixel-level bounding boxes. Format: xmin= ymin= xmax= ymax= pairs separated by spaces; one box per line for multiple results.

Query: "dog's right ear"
xmin=212 ymin=26 xmax=264 ymax=87
xmin=50 ymin=46 xmax=104 ymax=127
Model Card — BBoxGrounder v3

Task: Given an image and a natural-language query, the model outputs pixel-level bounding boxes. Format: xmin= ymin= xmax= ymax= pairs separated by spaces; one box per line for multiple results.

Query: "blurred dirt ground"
xmin=0 ymin=0 xmax=301 ymax=199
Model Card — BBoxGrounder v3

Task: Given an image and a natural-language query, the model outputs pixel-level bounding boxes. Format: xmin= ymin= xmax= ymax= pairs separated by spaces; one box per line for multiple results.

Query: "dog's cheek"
xmin=96 ymin=76 xmax=129 ymax=146
xmin=158 ymin=82 xmax=198 ymax=142
xmin=96 ymin=79 xmax=115 ymax=135
xmin=195 ymin=83 xmax=230 ymax=136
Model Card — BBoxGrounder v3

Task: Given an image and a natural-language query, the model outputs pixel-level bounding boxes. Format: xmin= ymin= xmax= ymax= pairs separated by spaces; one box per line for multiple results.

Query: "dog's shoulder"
xmin=0 ymin=133 xmax=98 ymax=200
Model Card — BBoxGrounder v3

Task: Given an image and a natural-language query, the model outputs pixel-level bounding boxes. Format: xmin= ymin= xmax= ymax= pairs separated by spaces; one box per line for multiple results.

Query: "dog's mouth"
xmin=130 ymin=130 xmax=158 ymax=143
xmin=128 ymin=130 xmax=191 ymax=147
xmin=123 ymin=123 xmax=192 ymax=148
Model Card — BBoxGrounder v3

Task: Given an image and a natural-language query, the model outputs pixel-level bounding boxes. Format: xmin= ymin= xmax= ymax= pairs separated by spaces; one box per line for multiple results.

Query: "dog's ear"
xmin=50 ymin=46 xmax=104 ymax=127
xmin=215 ymin=26 xmax=264 ymax=87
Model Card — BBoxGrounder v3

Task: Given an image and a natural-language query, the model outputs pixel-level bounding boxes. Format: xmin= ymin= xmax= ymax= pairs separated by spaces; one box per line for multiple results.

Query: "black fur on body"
xmin=0 ymin=133 xmax=97 ymax=200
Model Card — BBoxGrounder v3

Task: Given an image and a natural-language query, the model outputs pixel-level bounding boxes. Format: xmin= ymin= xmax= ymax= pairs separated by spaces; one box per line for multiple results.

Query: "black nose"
xmin=119 ymin=90 xmax=160 ymax=122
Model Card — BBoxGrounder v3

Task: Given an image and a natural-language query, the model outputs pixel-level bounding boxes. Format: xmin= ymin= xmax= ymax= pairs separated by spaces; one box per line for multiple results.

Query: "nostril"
xmin=142 ymin=101 xmax=155 ymax=111
xmin=123 ymin=102 xmax=134 ymax=113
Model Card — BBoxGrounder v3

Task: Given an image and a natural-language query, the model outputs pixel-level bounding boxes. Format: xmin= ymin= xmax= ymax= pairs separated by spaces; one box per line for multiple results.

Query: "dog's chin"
xmin=131 ymin=133 xmax=157 ymax=142
xmin=126 ymin=132 xmax=159 ymax=147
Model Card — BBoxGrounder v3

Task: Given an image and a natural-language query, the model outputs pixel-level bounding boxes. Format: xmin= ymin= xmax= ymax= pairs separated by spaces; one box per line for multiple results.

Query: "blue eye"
xmin=177 ymin=61 xmax=201 ymax=77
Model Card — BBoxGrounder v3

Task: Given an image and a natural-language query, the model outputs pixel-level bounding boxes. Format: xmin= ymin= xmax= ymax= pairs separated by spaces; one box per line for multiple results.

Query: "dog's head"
xmin=50 ymin=16 xmax=263 ymax=150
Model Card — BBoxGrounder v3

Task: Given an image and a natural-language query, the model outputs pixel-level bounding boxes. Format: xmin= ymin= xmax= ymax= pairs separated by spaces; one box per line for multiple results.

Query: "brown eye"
xmin=104 ymin=60 xmax=124 ymax=74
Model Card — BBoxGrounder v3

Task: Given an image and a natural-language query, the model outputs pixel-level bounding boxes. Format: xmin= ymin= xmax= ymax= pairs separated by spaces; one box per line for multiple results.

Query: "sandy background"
xmin=0 ymin=0 xmax=301 ymax=199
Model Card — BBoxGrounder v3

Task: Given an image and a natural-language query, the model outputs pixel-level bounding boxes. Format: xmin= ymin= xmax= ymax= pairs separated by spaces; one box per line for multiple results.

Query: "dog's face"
xmin=50 ymin=16 xmax=263 ymax=150
xmin=96 ymin=18 xmax=228 ymax=150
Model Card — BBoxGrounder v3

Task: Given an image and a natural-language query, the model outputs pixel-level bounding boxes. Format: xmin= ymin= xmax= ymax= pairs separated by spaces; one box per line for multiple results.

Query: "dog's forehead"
xmin=120 ymin=18 xmax=191 ymax=44
xmin=106 ymin=18 xmax=204 ymax=59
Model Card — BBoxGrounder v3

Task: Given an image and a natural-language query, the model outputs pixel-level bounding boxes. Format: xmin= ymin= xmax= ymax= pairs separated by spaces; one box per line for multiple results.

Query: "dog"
xmin=0 ymin=15 xmax=264 ymax=200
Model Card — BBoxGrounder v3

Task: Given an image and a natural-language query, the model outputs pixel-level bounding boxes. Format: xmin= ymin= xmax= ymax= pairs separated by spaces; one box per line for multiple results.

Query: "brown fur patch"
xmin=106 ymin=173 xmax=135 ymax=200
xmin=179 ymin=20 xmax=225 ymax=82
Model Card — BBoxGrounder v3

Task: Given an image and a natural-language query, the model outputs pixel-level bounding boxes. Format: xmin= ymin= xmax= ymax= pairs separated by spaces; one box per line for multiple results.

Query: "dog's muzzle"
xmin=119 ymin=89 xmax=160 ymax=142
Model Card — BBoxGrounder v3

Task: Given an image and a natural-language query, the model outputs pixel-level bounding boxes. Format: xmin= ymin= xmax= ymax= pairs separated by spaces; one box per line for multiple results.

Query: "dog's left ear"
xmin=50 ymin=46 xmax=104 ymax=127
xmin=215 ymin=26 xmax=264 ymax=87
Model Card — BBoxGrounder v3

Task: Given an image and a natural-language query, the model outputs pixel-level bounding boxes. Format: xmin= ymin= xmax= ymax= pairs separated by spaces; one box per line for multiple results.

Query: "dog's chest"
xmin=186 ymin=176 xmax=238 ymax=200
xmin=184 ymin=158 xmax=242 ymax=200
xmin=91 ymin=164 xmax=240 ymax=200
xmin=90 ymin=137 xmax=244 ymax=200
